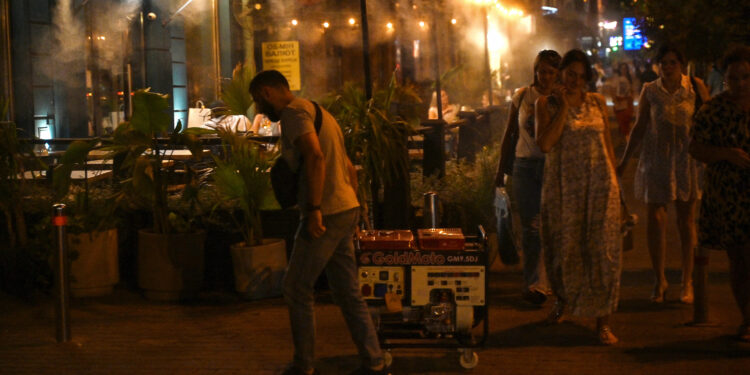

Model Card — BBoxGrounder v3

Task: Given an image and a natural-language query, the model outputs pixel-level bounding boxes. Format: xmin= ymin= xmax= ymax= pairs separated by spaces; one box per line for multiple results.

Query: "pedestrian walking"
xmin=612 ymin=62 xmax=635 ymax=140
xmin=535 ymin=49 xmax=622 ymax=345
xmin=249 ymin=70 xmax=389 ymax=375
xmin=617 ymin=45 xmax=709 ymax=305
xmin=495 ymin=50 xmax=562 ymax=306
xmin=689 ymin=45 xmax=750 ymax=342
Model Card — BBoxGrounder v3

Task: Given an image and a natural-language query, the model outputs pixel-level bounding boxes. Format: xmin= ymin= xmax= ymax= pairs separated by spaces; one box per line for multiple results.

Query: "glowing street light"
xmin=291 ymin=19 xmax=298 ymax=26
xmin=348 ymin=17 xmax=356 ymax=26
xmin=386 ymin=22 xmax=394 ymax=30
xmin=419 ymin=20 xmax=426 ymax=29
xmin=451 ymin=18 xmax=457 ymax=25
xmin=322 ymin=21 xmax=330 ymax=28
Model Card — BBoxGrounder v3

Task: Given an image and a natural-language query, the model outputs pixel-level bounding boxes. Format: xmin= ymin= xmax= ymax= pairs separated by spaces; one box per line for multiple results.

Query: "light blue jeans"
xmin=512 ymin=158 xmax=550 ymax=294
xmin=283 ymin=208 xmax=383 ymax=370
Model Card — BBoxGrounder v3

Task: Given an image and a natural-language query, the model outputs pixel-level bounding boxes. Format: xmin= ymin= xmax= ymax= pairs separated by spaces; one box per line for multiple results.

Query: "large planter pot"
xmin=137 ymin=229 xmax=206 ymax=301
xmin=230 ymin=238 xmax=287 ymax=300
xmin=69 ymin=228 xmax=119 ymax=297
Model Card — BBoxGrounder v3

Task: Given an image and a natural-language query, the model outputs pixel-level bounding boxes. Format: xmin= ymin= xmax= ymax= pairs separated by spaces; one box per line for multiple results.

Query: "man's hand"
xmin=307 ymin=210 xmax=326 ymax=238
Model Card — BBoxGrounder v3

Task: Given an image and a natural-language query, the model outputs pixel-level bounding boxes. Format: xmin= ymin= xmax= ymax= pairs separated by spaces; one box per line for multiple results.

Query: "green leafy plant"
xmin=211 ymin=129 xmax=277 ymax=247
xmin=51 ymin=139 xmax=119 ymax=234
xmin=208 ymin=62 xmax=278 ymax=246
xmin=0 ymin=98 xmax=46 ymax=248
xmin=0 ymin=97 xmax=53 ymax=295
xmin=106 ymin=89 xmax=212 ymax=234
xmin=323 ymin=74 xmax=421 ymax=227
xmin=412 ymin=143 xmax=499 ymax=233
xmin=215 ymin=63 xmax=256 ymax=120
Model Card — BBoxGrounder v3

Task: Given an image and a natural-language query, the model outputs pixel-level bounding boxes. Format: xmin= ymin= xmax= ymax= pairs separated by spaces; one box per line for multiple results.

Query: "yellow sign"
xmin=262 ymin=41 xmax=301 ymax=91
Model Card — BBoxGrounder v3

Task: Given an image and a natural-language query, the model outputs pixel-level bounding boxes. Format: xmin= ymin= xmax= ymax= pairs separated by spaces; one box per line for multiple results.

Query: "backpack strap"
xmin=690 ymin=76 xmax=704 ymax=112
xmin=311 ymin=101 xmax=323 ymax=135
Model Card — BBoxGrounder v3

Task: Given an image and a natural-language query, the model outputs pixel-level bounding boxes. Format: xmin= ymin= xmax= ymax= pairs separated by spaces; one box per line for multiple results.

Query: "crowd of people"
xmin=494 ymin=44 xmax=750 ymax=346
xmin=242 ymin=42 xmax=749 ymax=374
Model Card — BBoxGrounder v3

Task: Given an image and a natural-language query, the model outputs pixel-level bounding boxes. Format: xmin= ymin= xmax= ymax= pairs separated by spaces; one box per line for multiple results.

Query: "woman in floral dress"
xmin=536 ymin=49 xmax=622 ymax=345
xmin=690 ymin=45 xmax=750 ymax=342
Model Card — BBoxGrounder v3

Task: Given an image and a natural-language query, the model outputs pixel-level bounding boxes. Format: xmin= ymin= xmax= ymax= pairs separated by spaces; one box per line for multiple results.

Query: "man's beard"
xmin=256 ymin=99 xmax=280 ymax=122
xmin=266 ymin=110 xmax=280 ymax=122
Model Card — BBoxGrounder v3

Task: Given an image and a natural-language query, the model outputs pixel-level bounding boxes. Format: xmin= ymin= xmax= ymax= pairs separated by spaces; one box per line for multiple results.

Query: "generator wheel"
xmin=383 ymin=350 xmax=393 ymax=367
xmin=459 ymin=349 xmax=479 ymax=369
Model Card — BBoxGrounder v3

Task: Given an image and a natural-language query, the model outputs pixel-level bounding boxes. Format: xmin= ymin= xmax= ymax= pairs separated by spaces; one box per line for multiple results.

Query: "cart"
xmin=356 ymin=226 xmax=489 ymax=369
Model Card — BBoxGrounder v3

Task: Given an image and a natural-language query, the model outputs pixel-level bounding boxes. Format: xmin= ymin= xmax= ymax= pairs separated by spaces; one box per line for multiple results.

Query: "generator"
xmin=356 ymin=226 xmax=488 ymax=369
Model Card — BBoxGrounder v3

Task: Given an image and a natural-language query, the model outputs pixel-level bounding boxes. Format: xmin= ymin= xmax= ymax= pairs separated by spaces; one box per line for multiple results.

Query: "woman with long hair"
xmin=617 ymin=45 xmax=709 ymax=304
xmin=495 ymin=50 xmax=562 ymax=306
xmin=536 ymin=49 xmax=622 ymax=345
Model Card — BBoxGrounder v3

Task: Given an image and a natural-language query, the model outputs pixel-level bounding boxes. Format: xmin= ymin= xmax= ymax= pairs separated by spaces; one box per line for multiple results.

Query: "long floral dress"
xmin=541 ymin=93 xmax=622 ymax=318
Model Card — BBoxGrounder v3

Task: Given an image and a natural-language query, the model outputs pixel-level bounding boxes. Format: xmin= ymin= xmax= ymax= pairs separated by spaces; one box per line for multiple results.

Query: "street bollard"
xmin=688 ymin=246 xmax=715 ymax=326
xmin=52 ymin=203 xmax=71 ymax=342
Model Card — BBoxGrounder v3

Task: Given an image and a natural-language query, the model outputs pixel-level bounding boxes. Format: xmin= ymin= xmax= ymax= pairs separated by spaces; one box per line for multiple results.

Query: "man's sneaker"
xmin=522 ymin=290 xmax=547 ymax=305
xmin=281 ymin=364 xmax=320 ymax=375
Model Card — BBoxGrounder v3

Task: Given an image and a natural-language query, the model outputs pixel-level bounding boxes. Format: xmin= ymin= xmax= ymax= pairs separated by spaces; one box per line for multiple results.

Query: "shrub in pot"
xmin=212 ymin=127 xmax=287 ymax=300
xmin=53 ymin=139 xmax=121 ymax=297
xmin=107 ymin=89 xmax=212 ymax=301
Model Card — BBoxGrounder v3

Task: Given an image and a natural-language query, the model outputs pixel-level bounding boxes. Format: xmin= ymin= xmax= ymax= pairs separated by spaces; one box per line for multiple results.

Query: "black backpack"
xmin=270 ymin=101 xmax=322 ymax=210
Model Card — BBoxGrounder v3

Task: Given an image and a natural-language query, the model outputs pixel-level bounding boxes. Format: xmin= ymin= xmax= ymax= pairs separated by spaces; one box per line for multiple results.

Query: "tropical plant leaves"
xmin=52 ymin=139 xmax=99 ymax=199
xmin=129 ymin=89 xmax=171 ymax=136
xmin=218 ymin=63 xmax=255 ymax=118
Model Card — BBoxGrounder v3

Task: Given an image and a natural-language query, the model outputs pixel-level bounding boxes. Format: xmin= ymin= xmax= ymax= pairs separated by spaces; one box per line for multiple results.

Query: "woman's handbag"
xmin=188 ymin=100 xmax=212 ymax=128
xmin=495 ymin=187 xmax=520 ymax=265
xmin=270 ymin=101 xmax=322 ymax=209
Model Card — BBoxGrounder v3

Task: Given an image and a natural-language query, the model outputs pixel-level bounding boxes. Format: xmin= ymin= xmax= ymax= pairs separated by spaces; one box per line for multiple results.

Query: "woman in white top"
xmin=495 ymin=50 xmax=562 ymax=306
xmin=617 ymin=45 xmax=709 ymax=304
xmin=612 ymin=62 xmax=634 ymax=139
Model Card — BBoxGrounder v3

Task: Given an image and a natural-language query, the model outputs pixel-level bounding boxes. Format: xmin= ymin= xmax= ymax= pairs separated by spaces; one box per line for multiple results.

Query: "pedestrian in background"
xmin=612 ymin=62 xmax=635 ymax=140
xmin=617 ymin=45 xmax=709 ymax=305
xmin=495 ymin=50 xmax=562 ymax=306
xmin=535 ymin=49 xmax=622 ymax=345
xmin=690 ymin=45 xmax=750 ymax=342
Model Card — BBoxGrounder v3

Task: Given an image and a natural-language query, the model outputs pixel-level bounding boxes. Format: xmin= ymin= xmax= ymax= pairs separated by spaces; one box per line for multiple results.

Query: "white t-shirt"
xmin=280 ymin=98 xmax=359 ymax=216
xmin=613 ymin=76 xmax=633 ymax=111
xmin=512 ymin=86 xmax=544 ymax=159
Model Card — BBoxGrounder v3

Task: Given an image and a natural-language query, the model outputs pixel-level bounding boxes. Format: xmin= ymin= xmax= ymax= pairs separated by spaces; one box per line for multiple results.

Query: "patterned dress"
xmin=692 ymin=92 xmax=750 ymax=250
xmin=634 ymin=75 xmax=703 ymax=204
xmin=541 ymin=93 xmax=622 ymax=317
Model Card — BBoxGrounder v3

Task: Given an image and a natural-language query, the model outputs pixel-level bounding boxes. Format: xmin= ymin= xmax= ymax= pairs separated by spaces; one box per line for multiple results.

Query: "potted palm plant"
xmin=107 ymin=89 xmax=211 ymax=301
xmin=210 ymin=63 xmax=287 ymax=299
xmin=53 ymin=140 xmax=119 ymax=297
xmin=212 ymin=129 xmax=286 ymax=299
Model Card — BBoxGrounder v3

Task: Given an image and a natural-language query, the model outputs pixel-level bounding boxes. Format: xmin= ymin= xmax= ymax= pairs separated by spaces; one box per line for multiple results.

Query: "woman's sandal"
xmin=598 ymin=326 xmax=619 ymax=345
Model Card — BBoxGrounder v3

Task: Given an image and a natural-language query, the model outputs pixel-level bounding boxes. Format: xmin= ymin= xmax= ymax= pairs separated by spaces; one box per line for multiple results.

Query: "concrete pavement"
xmin=2 ymin=132 xmax=750 ymax=374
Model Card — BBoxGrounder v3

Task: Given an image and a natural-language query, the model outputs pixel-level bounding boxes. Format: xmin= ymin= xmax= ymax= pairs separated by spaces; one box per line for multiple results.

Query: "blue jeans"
xmin=283 ymin=208 xmax=383 ymax=370
xmin=512 ymin=158 xmax=549 ymax=293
